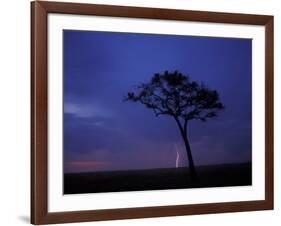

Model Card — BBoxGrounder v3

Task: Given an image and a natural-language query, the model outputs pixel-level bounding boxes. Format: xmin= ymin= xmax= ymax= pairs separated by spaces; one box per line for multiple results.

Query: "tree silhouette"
xmin=125 ymin=71 xmax=224 ymax=181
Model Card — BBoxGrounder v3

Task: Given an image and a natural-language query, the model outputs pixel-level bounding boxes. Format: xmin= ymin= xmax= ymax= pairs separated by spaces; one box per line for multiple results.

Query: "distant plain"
xmin=64 ymin=162 xmax=251 ymax=194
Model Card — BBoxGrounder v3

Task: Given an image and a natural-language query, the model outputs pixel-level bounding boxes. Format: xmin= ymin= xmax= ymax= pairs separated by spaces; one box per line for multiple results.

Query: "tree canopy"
xmin=125 ymin=70 xmax=224 ymax=125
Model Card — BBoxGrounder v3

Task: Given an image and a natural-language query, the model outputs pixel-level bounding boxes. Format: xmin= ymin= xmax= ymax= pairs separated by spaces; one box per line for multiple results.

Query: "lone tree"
xmin=125 ymin=71 xmax=224 ymax=181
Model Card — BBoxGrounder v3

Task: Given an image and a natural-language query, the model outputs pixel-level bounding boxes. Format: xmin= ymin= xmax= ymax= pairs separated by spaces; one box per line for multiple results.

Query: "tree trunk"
xmin=174 ymin=118 xmax=198 ymax=182
xmin=182 ymin=135 xmax=197 ymax=182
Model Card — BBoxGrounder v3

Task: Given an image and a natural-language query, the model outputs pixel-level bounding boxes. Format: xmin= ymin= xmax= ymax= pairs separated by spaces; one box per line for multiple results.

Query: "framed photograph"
xmin=31 ymin=1 xmax=274 ymax=224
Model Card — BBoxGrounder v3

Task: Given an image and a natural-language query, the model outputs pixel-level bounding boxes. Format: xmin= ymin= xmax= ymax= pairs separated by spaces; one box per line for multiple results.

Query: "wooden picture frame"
xmin=31 ymin=1 xmax=274 ymax=224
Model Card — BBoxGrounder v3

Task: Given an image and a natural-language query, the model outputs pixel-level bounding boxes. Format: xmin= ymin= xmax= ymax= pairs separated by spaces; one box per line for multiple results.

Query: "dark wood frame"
xmin=31 ymin=1 xmax=274 ymax=224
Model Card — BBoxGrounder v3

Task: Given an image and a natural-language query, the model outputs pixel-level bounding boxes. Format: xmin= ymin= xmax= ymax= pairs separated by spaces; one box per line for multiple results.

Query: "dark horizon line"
xmin=64 ymin=161 xmax=251 ymax=174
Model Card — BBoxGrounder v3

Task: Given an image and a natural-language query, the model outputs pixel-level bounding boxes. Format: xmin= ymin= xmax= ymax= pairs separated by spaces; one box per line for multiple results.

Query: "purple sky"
xmin=63 ymin=30 xmax=252 ymax=173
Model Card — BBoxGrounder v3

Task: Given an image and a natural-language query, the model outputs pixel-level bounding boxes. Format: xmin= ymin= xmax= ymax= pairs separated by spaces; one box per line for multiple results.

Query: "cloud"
xmin=64 ymin=102 xmax=111 ymax=118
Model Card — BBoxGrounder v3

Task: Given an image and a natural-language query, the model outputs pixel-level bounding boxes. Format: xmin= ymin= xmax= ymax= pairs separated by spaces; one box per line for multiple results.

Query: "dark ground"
xmin=64 ymin=162 xmax=251 ymax=194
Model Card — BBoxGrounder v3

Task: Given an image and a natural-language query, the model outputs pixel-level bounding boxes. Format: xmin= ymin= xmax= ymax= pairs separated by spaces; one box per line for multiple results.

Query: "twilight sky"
xmin=63 ymin=30 xmax=252 ymax=173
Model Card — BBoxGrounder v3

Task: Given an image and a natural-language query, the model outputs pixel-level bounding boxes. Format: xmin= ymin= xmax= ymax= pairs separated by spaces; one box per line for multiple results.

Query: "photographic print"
xmin=63 ymin=30 xmax=252 ymax=194
xmin=31 ymin=2 xmax=273 ymax=224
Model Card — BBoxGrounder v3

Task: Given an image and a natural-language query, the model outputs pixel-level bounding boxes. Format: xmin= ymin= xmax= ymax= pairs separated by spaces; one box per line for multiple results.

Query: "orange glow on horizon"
xmin=65 ymin=161 xmax=111 ymax=172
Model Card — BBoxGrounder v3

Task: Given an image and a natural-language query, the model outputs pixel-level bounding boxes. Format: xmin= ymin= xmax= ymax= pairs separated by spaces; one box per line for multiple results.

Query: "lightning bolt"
xmin=175 ymin=143 xmax=180 ymax=168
